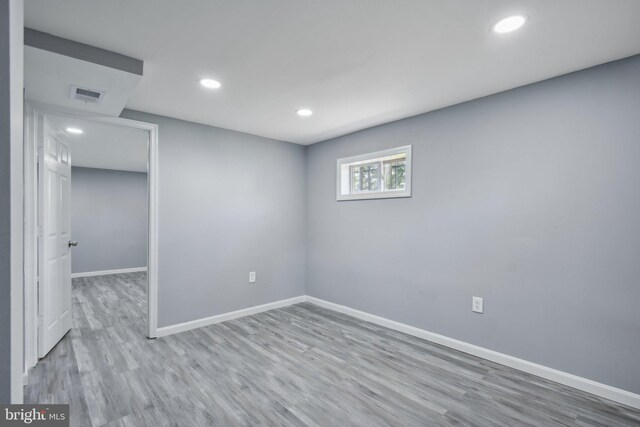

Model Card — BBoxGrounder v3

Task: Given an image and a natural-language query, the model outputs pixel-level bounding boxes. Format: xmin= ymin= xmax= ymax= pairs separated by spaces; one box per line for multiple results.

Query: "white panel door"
xmin=38 ymin=115 xmax=73 ymax=358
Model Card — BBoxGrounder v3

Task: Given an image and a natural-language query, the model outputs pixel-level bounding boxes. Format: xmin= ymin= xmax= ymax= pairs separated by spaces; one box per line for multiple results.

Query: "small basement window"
xmin=337 ymin=145 xmax=412 ymax=201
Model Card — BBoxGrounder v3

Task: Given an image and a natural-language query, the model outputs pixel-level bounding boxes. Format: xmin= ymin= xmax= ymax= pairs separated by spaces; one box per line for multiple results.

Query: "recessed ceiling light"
xmin=200 ymin=78 xmax=221 ymax=89
xmin=296 ymin=109 xmax=313 ymax=117
xmin=492 ymin=15 xmax=527 ymax=34
xmin=66 ymin=127 xmax=83 ymax=134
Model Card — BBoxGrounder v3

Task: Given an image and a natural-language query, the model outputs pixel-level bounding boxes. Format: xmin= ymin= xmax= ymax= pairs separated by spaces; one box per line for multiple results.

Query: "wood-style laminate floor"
xmin=25 ymin=273 xmax=640 ymax=426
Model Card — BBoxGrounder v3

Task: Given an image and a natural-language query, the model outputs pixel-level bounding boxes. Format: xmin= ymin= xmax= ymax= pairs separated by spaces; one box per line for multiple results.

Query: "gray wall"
xmin=120 ymin=109 xmax=307 ymax=328
xmin=0 ymin=0 xmax=12 ymax=403
xmin=71 ymin=167 xmax=148 ymax=274
xmin=306 ymin=55 xmax=640 ymax=394
xmin=0 ymin=0 xmax=22 ymax=404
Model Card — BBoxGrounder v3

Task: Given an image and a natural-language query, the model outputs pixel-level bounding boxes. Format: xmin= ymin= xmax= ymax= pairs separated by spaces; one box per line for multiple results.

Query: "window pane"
xmin=351 ymin=162 xmax=380 ymax=192
xmin=383 ymin=158 xmax=405 ymax=190
xmin=337 ymin=146 xmax=411 ymax=200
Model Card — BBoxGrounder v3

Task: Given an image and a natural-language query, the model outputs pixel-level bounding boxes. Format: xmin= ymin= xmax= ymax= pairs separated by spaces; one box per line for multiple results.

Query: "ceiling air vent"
xmin=70 ymin=85 xmax=105 ymax=104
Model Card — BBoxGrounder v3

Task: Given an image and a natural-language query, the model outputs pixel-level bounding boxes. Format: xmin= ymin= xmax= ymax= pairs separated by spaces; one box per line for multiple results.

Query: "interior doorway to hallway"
xmin=22 ymin=105 xmax=159 ymax=374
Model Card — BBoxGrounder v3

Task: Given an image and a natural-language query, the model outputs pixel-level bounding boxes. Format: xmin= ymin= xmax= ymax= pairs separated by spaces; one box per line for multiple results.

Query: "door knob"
xmin=68 ymin=240 xmax=78 ymax=247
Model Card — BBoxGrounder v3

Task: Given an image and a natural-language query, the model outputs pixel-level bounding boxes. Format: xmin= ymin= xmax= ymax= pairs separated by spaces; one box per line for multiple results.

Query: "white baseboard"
xmin=155 ymin=296 xmax=306 ymax=338
xmin=71 ymin=267 xmax=147 ymax=278
xmin=304 ymin=296 xmax=640 ymax=410
xmin=150 ymin=294 xmax=640 ymax=409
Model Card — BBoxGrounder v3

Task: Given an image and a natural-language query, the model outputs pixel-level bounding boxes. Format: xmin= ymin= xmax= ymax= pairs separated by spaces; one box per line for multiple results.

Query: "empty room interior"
xmin=1 ymin=1 xmax=640 ymax=426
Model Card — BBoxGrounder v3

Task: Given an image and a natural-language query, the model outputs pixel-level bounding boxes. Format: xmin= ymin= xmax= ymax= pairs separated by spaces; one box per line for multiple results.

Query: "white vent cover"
xmin=70 ymin=85 xmax=105 ymax=104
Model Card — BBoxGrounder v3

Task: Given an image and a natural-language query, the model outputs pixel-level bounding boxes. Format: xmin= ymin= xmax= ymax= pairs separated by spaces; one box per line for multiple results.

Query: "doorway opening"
xmin=23 ymin=105 xmax=159 ymax=373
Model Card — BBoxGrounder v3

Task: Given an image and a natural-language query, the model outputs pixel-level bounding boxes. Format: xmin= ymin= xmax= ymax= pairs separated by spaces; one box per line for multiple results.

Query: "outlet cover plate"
xmin=472 ymin=296 xmax=483 ymax=313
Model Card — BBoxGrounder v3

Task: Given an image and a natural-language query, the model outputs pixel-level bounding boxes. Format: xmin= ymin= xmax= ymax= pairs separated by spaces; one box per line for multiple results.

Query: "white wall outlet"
xmin=472 ymin=296 xmax=484 ymax=313
xmin=249 ymin=271 xmax=256 ymax=283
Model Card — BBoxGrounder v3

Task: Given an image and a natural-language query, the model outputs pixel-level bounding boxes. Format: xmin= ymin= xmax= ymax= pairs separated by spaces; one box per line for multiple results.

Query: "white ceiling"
xmin=24 ymin=46 xmax=142 ymax=116
xmin=25 ymin=1 xmax=640 ymax=145
xmin=48 ymin=115 xmax=148 ymax=172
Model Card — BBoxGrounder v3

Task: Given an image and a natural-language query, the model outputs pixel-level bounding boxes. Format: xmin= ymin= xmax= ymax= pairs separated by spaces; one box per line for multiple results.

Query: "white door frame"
xmin=23 ymin=103 xmax=159 ymax=373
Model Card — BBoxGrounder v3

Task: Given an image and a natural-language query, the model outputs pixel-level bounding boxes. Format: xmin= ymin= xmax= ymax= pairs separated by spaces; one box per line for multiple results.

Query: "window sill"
xmin=336 ymin=190 xmax=411 ymax=201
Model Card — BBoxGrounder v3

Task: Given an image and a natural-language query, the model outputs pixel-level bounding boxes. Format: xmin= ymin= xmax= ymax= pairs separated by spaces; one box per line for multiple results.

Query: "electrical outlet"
xmin=249 ymin=271 xmax=256 ymax=283
xmin=472 ymin=296 xmax=483 ymax=313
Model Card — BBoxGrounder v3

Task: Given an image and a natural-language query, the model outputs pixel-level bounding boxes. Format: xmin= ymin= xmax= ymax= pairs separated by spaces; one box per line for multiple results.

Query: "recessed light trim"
xmin=66 ymin=127 xmax=83 ymax=134
xmin=296 ymin=109 xmax=313 ymax=117
xmin=200 ymin=78 xmax=221 ymax=89
xmin=492 ymin=15 xmax=527 ymax=34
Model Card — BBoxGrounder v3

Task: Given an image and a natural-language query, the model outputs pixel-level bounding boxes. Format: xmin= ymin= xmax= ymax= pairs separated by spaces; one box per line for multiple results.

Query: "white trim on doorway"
xmin=71 ymin=267 xmax=148 ymax=278
xmin=22 ymin=103 xmax=38 ymax=383
xmin=22 ymin=105 xmax=160 ymax=376
xmin=97 ymin=115 xmax=159 ymax=339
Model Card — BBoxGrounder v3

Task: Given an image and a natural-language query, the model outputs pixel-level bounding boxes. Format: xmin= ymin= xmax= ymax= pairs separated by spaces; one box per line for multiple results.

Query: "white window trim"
xmin=336 ymin=145 xmax=412 ymax=201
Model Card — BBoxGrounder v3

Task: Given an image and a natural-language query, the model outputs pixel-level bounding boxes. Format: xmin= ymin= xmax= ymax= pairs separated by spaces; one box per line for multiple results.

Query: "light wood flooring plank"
xmin=25 ymin=273 xmax=640 ymax=426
